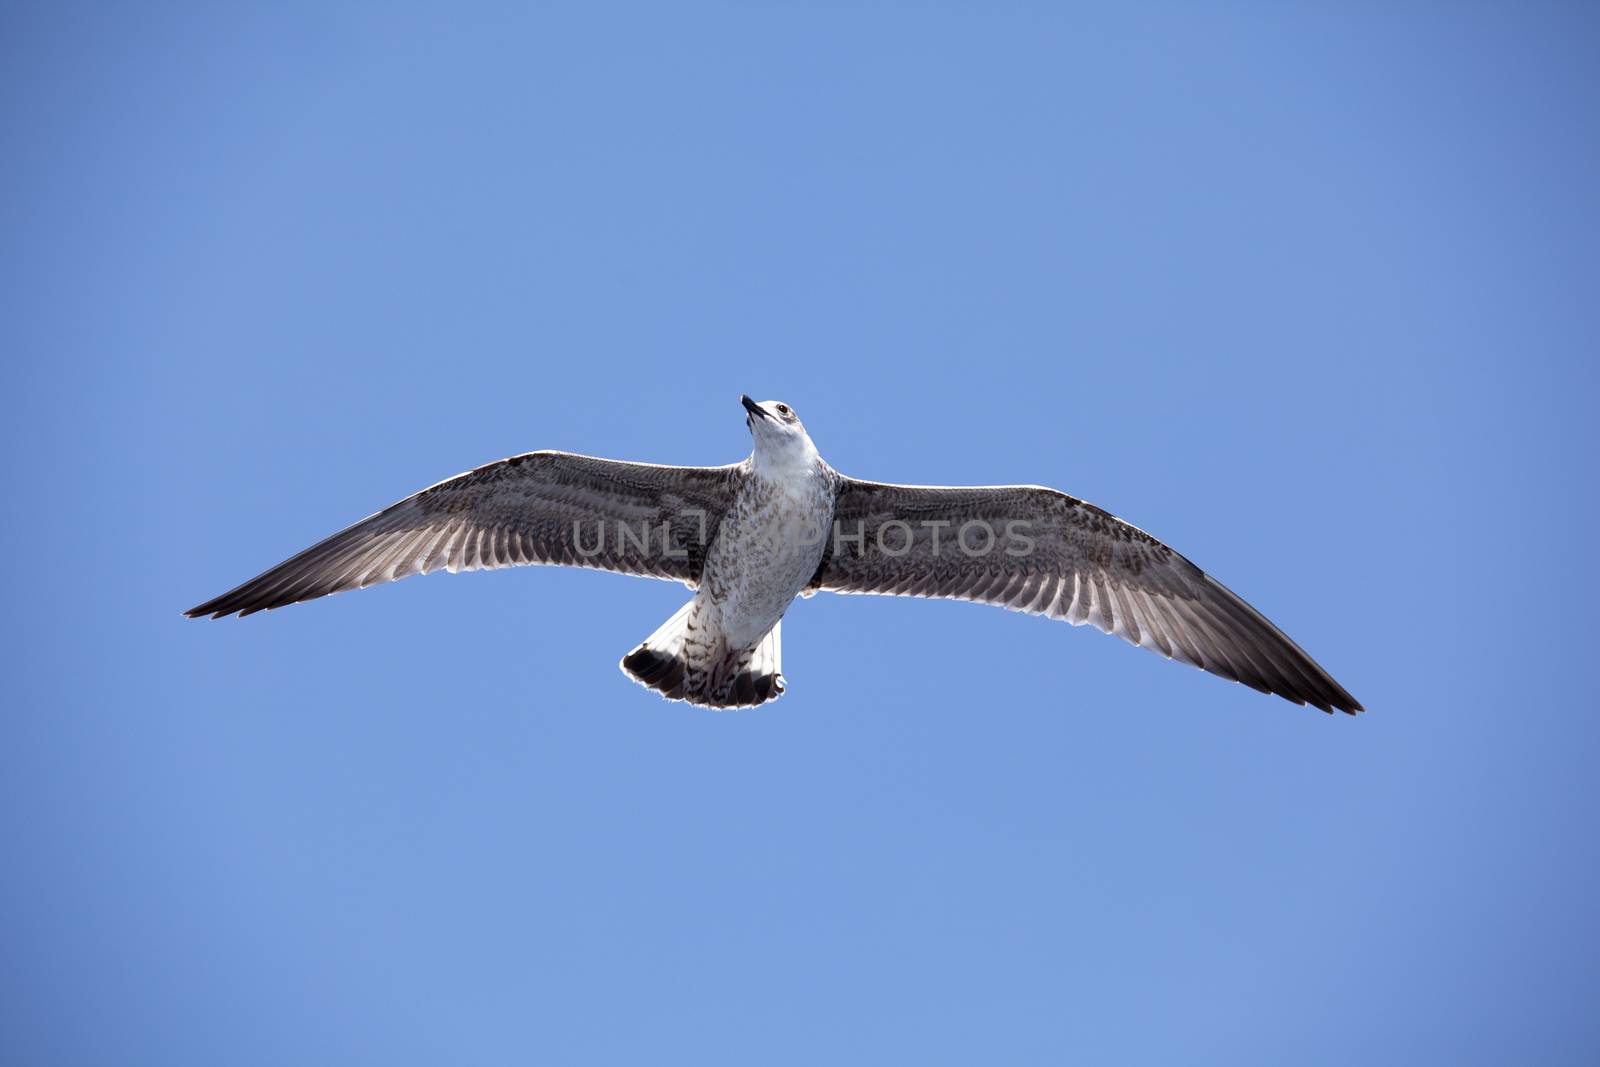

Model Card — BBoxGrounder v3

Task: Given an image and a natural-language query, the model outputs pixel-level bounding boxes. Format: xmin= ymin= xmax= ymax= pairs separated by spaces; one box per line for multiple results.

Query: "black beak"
xmin=740 ymin=394 xmax=769 ymax=421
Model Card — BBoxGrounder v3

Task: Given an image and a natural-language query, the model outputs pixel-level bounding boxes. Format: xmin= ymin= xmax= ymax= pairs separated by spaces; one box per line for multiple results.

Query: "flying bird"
xmin=186 ymin=396 xmax=1362 ymax=714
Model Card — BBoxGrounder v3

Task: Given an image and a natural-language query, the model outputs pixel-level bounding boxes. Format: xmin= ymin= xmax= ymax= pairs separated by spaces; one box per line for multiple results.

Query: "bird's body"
xmin=624 ymin=411 xmax=836 ymax=706
xmin=701 ymin=415 xmax=835 ymax=651
xmin=187 ymin=396 xmax=1363 ymax=714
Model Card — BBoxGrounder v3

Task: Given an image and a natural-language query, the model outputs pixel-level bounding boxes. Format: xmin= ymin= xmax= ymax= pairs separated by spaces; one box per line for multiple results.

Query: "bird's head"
xmin=741 ymin=395 xmax=817 ymax=471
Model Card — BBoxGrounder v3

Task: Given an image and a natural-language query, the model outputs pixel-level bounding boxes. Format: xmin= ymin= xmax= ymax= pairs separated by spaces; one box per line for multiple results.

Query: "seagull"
xmin=186 ymin=396 xmax=1362 ymax=714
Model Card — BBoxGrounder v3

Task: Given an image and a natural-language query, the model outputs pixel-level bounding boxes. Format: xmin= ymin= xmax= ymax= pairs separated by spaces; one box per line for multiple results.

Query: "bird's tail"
xmin=619 ymin=601 xmax=785 ymax=709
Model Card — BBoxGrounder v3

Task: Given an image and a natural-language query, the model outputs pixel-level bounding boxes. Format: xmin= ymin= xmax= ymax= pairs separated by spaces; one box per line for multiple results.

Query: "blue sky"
xmin=4 ymin=3 xmax=1597 ymax=1063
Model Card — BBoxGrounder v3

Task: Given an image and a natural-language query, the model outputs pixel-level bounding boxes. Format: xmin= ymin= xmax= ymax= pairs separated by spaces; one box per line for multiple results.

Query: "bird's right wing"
xmin=186 ymin=451 xmax=738 ymax=618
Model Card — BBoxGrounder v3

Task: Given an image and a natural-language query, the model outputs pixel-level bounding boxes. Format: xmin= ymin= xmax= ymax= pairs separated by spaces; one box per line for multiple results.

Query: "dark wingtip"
xmin=1321 ymin=680 xmax=1364 ymax=716
xmin=1312 ymin=688 xmax=1363 ymax=716
xmin=1299 ymin=688 xmax=1363 ymax=715
xmin=184 ymin=594 xmax=244 ymax=619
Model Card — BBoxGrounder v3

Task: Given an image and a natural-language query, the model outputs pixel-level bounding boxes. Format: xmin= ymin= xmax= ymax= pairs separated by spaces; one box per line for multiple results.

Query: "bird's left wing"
xmin=810 ymin=477 xmax=1362 ymax=714
xmin=186 ymin=451 xmax=737 ymax=619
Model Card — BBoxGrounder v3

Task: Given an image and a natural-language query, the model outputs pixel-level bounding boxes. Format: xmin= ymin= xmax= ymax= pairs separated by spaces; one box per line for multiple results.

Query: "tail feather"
xmin=619 ymin=601 xmax=785 ymax=709
xmin=622 ymin=645 xmax=687 ymax=698
xmin=620 ymin=600 xmax=697 ymax=701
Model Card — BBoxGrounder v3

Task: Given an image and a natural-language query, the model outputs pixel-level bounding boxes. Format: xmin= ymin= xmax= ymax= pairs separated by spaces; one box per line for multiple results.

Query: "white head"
xmin=741 ymin=395 xmax=819 ymax=473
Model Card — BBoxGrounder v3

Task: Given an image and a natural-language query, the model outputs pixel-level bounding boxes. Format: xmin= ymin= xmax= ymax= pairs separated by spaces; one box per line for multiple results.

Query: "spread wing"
xmin=186 ymin=451 xmax=737 ymax=619
xmin=813 ymin=478 xmax=1362 ymax=714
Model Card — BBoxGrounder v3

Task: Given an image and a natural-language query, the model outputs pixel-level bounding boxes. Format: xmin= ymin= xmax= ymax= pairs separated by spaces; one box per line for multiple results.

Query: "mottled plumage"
xmin=187 ymin=396 xmax=1362 ymax=714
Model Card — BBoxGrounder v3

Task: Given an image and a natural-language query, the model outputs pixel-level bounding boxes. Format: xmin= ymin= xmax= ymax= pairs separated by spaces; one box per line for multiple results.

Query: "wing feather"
xmin=186 ymin=451 xmax=736 ymax=619
xmin=812 ymin=477 xmax=1362 ymax=714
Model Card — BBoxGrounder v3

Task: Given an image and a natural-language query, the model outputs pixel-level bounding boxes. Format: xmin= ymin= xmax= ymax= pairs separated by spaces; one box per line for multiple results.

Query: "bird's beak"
xmin=740 ymin=394 xmax=769 ymax=421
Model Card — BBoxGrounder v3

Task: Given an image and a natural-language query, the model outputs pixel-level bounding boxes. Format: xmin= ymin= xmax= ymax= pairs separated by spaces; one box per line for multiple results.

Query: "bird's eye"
xmin=777 ymin=404 xmax=790 ymax=416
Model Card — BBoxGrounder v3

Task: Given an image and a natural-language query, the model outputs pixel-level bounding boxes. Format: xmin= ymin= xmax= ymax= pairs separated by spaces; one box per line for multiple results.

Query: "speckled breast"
xmin=701 ymin=468 xmax=836 ymax=648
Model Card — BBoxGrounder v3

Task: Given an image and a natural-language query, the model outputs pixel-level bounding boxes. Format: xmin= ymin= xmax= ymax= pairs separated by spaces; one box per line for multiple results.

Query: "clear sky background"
xmin=4 ymin=3 xmax=1597 ymax=1064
